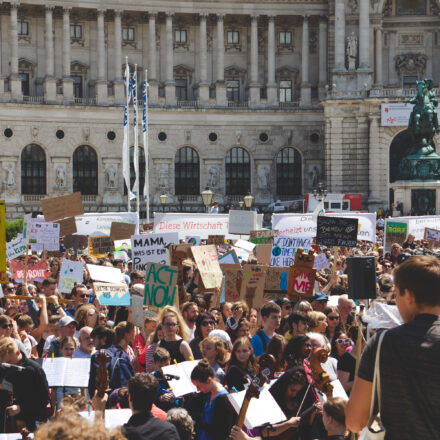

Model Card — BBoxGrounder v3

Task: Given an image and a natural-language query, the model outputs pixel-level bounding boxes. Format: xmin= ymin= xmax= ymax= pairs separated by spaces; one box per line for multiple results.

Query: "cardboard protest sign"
xmin=169 ymin=245 xmax=192 ymax=306
xmin=55 ymin=216 xmax=77 ymax=237
xmin=270 ymin=236 xmax=313 ymax=267
xmin=313 ymin=253 xmax=330 ymax=270
xmin=240 ymin=264 xmax=265 ymax=309
xmin=229 ymin=210 xmax=257 ymax=235
xmin=0 ymin=201 xmax=6 ymax=284
xmin=58 ymin=259 xmax=85 ymax=293
xmin=144 ymin=263 xmax=178 ymax=308
xmin=88 ymin=236 xmax=115 ymax=257
xmin=110 ymin=222 xmax=136 ymax=241
xmin=316 ymin=216 xmax=358 ymax=248
xmin=264 ymin=267 xmax=289 ymax=300
xmin=131 ymin=232 xmax=179 ymax=271
xmin=131 ymin=295 xmax=145 ymax=327
xmin=93 ymin=282 xmax=131 ymax=306
xmin=218 ymin=250 xmax=240 ymax=265
xmin=86 ymin=264 xmax=124 ymax=283
xmin=191 ymin=245 xmax=223 ymax=289
xmin=207 ymin=235 xmax=225 ymax=245
xmin=287 ymin=249 xmax=316 ymax=301
xmin=185 ymin=236 xmax=201 ymax=246
xmin=10 ymin=259 xmax=50 ymax=283
xmin=41 ymin=192 xmax=84 ymax=222
xmin=6 ymin=236 xmax=27 ymax=261
xmin=63 ymin=234 xmax=88 ymax=256
xmin=384 ymin=221 xmax=407 ymax=251
xmin=223 ymin=264 xmax=243 ymax=302
xmin=29 ymin=220 xmax=60 ymax=251
xmin=256 ymin=244 xmax=272 ymax=265
xmin=424 ymin=227 xmax=440 ymax=249
xmin=250 ymin=230 xmax=279 ymax=244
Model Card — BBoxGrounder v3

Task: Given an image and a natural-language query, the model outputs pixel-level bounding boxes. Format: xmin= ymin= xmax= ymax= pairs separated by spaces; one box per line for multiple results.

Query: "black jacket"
xmin=123 ymin=411 xmax=180 ymax=440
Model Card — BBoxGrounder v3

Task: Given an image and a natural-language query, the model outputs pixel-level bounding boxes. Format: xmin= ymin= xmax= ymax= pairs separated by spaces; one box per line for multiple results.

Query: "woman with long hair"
xmin=324 ymin=306 xmax=343 ymax=343
xmin=200 ymin=336 xmax=227 ymax=384
xmin=74 ymin=304 xmax=98 ymax=330
xmin=190 ymin=312 xmax=216 ymax=359
xmin=322 ymin=397 xmax=348 ymax=440
xmin=114 ymin=321 xmax=136 ymax=363
xmin=266 ymin=333 xmax=287 ymax=374
xmin=158 ymin=306 xmax=193 ymax=363
xmin=330 ymin=331 xmax=352 ymax=361
xmin=231 ymin=318 xmax=251 ymax=343
xmin=282 ymin=335 xmax=313 ymax=373
xmin=140 ymin=323 xmax=164 ymax=372
xmin=225 ymin=337 xmax=258 ymax=392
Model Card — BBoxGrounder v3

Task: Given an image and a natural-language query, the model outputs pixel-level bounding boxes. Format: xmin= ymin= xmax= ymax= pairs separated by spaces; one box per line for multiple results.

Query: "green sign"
xmin=385 ymin=221 xmax=407 ymax=251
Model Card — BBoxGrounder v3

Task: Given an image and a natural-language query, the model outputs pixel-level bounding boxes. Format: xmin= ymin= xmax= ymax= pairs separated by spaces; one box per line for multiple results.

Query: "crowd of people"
xmin=0 ymin=221 xmax=439 ymax=440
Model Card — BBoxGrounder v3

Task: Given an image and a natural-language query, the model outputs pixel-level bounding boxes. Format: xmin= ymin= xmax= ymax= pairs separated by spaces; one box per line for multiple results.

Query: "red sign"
xmin=10 ymin=260 xmax=50 ymax=283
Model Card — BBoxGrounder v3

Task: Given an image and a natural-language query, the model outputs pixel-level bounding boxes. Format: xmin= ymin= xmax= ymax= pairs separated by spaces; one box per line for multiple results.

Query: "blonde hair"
xmin=0 ymin=337 xmax=17 ymax=361
xmin=158 ymin=306 xmax=189 ymax=340
xmin=200 ymin=336 xmax=227 ymax=363
xmin=74 ymin=304 xmax=98 ymax=330
xmin=308 ymin=311 xmax=327 ymax=330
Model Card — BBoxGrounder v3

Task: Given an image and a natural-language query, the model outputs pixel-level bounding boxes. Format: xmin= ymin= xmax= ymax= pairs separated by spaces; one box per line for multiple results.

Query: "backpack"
xmin=256 ymin=329 xmax=268 ymax=352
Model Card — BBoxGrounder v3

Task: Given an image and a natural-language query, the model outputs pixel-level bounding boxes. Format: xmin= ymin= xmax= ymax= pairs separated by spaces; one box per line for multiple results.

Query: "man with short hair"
xmin=250 ymin=302 xmax=281 ymax=357
xmin=90 ymin=325 xmax=114 ymax=350
xmin=310 ymin=292 xmax=328 ymax=312
xmin=66 ymin=284 xmax=90 ymax=317
xmin=346 ymin=256 xmax=440 ymax=439
xmin=123 ymin=373 xmax=179 ymax=439
xmin=286 ymin=312 xmax=310 ymax=340
xmin=41 ymin=277 xmax=57 ymax=297
xmin=130 ymin=270 xmax=145 ymax=287
xmin=337 ymin=294 xmax=355 ymax=326
xmin=182 ymin=302 xmax=199 ymax=340
xmin=47 ymin=316 xmax=78 ymax=357
xmin=74 ymin=326 xmax=95 ymax=358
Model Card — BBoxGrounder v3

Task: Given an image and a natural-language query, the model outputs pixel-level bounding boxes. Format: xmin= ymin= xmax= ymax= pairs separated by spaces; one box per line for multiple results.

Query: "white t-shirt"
xmin=21 ymin=334 xmax=37 ymax=357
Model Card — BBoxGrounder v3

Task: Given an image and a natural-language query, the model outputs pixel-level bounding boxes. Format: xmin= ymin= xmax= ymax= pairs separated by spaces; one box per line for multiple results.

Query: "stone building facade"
xmin=0 ymin=0 xmax=439 ymax=218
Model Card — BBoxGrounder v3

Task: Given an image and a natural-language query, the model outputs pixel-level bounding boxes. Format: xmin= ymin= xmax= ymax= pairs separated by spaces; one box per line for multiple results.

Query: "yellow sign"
xmin=0 ymin=201 xmax=7 ymax=283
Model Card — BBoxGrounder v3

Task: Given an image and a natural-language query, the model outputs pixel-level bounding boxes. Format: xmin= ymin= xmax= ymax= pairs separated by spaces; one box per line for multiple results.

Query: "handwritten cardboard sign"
xmin=223 ymin=264 xmax=243 ymax=302
xmin=93 ymin=282 xmax=131 ymax=306
xmin=10 ymin=259 xmax=50 ymax=283
xmin=207 ymin=235 xmax=225 ymax=245
xmin=191 ymin=245 xmax=223 ymax=289
xmin=264 ymin=267 xmax=289 ymax=300
xmin=88 ymin=236 xmax=115 ymax=257
xmin=54 ymin=216 xmax=77 ymax=238
xmin=270 ymin=236 xmax=313 ymax=267
xmin=287 ymin=248 xmax=316 ymax=301
xmin=256 ymin=244 xmax=273 ymax=265
xmin=110 ymin=222 xmax=136 ymax=241
xmin=424 ymin=227 xmax=440 ymax=248
xmin=58 ymin=259 xmax=85 ymax=294
xmin=144 ymin=263 xmax=178 ymax=308
xmin=250 ymin=229 xmax=279 ymax=244
xmin=316 ymin=216 xmax=358 ymax=248
xmin=240 ymin=264 xmax=266 ymax=309
xmin=41 ymin=192 xmax=84 ymax=222
xmin=218 ymin=250 xmax=240 ymax=265
xmin=63 ymin=234 xmax=88 ymax=251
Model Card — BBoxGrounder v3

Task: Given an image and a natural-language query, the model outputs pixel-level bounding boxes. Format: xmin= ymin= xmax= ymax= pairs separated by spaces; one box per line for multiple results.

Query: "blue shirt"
xmin=199 ymin=389 xmax=228 ymax=440
xmin=250 ymin=330 xmax=270 ymax=357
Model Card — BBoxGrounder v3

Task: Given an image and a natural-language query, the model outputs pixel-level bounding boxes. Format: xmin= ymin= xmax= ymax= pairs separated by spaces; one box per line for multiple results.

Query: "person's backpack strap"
xmin=257 ymin=329 xmax=268 ymax=352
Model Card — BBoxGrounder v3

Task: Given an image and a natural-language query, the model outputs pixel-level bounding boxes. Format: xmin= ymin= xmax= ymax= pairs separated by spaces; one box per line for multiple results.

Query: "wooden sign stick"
xmin=42 ymin=245 xmax=47 ymax=262
xmin=332 ymin=246 xmax=339 ymax=276
xmin=23 ymin=245 xmax=30 ymax=285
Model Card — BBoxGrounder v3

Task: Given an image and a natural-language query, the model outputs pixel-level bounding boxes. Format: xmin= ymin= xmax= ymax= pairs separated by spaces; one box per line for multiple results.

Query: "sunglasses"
xmin=2 ymin=324 xmax=13 ymax=329
xmin=284 ymin=304 xmax=292 ymax=310
xmin=328 ymin=316 xmax=340 ymax=321
xmin=163 ymin=323 xmax=178 ymax=328
xmin=80 ymin=294 xmax=90 ymax=299
xmin=336 ymin=338 xmax=351 ymax=344
xmin=201 ymin=321 xmax=215 ymax=327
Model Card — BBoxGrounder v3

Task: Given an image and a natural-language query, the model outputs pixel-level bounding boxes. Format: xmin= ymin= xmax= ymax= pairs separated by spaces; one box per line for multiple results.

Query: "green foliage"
xmin=6 ymin=219 xmax=23 ymax=242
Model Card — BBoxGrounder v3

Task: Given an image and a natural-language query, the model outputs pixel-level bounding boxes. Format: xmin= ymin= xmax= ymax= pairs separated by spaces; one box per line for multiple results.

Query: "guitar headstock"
xmin=96 ymin=349 xmax=111 ymax=398
xmin=244 ymin=354 xmax=276 ymax=400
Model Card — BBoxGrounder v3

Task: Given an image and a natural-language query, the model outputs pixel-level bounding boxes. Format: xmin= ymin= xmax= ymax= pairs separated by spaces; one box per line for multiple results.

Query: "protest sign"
xmin=131 ymin=232 xmax=179 ymax=271
xmin=131 ymin=295 xmax=145 ymax=327
xmin=110 ymin=222 xmax=136 ymax=241
xmin=270 ymin=236 xmax=313 ymax=267
xmin=255 ymin=244 xmax=272 ymax=265
xmin=424 ymin=227 xmax=440 ymax=248
xmin=272 ymin=212 xmax=376 ymax=242
xmin=93 ymin=282 xmax=131 ymax=306
xmin=384 ymin=221 xmax=407 ymax=251
xmin=144 ymin=263 xmax=178 ymax=308
xmin=6 ymin=236 xmax=27 ymax=261
xmin=316 ymin=216 xmax=358 ymax=247
xmin=191 ymin=245 xmax=223 ymax=289
xmin=240 ymin=264 xmax=265 ymax=309
xmin=185 ymin=236 xmax=201 ymax=245
xmin=10 ymin=259 xmax=50 ymax=283
xmin=223 ymin=265 xmax=243 ymax=302
xmin=154 ymin=212 xmax=229 ymax=239
xmin=41 ymin=192 xmax=84 ymax=222
xmin=207 ymin=235 xmax=225 ymax=245
xmin=75 ymin=212 xmax=139 ymax=236
xmin=58 ymin=259 xmax=85 ymax=293
xmin=29 ymin=220 xmax=60 ymax=251
xmin=218 ymin=250 xmax=240 ymax=265
xmin=86 ymin=264 xmax=124 ymax=283
xmin=169 ymin=245 xmax=192 ymax=306
xmin=264 ymin=267 xmax=289 ymax=300
xmin=250 ymin=229 xmax=279 ymax=244
xmin=0 ymin=201 xmax=6 ymax=283
xmin=88 ymin=236 xmax=115 ymax=257
xmin=313 ymin=253 xmax=330 ymax=270
xmin=64 ymin=234 xmax=88 ymax=251
xmin=287 ymin=249 xmax=316 ymax=301
xmin=228 ymin=211 xmax=257 ymax=235
xmin=55 ymin=216 xmax=77 ymax=237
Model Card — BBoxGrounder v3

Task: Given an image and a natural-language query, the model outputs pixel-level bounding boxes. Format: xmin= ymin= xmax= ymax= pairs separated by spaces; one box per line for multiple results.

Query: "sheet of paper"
xmin=42 ymin=358 xmax=67 ymax=387
xmin=162 ymin=361 xmax=198 ymax=397
xmin=79 ymin=409 xmax=132 ymax=429
xmin=42 ymin=358 xmax=91 ymax=387
xmin=86 ymin=264 xmax=124 ymax=283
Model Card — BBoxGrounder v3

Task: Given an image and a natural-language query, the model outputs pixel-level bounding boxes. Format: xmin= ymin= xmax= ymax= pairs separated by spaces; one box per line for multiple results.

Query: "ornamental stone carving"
xmin=2 ymin=162 xmax=16 ymax=188
xmin=157 ymin=164 xmax=169 ymax=190
xmin=55 ymin=165 xmax=67 ymax=188
xmin=105 ymin=165 xmax=118 ymax=188
xmin=395 ymin=53 xmax=427 ymax=78
xmin=257 ymin=164 xmax=270 ymax=190
xmin=207 ymin=166 xmax=220 ymax=189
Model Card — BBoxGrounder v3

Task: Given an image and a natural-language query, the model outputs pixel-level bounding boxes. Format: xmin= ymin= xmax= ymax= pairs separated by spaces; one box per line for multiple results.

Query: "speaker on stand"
xmin=346 ymin=256 xmax=377 ymax=300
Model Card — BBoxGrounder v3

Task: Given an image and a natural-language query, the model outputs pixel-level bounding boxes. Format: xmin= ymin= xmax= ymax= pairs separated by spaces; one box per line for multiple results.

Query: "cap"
xmin=274 ymin=297 xmax=291 ymax=307
xmin=208 ymin=329 xmax=233 ymax=350
xmin=59 ymin=316 xmax=78 ymax=328
xmin=310 ymin=292 xmax=329 ymax=302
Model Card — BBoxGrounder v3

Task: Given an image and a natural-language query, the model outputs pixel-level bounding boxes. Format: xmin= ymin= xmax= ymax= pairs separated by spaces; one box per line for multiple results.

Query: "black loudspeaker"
xmin=346 ymin=256 xmax=377 ymax=300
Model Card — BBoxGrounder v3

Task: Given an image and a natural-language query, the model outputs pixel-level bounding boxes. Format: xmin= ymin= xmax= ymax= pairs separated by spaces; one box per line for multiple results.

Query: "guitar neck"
xmin=236 ymin=397 xmax=251 ymax=429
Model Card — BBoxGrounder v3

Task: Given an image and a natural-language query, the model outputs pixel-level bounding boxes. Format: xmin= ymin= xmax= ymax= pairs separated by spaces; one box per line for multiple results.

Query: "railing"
xmin=176 ymin=100 xmax=199 ymax=108
xmin=369 ymin=87 xmax=440 ymax=98
xmin=279 ymin=101 xmax=300 ymax=108
xmin=82 ymin=195 xmax=97 ymax=202
xmin=23 ymin=194 xmax=45 ymax=202
xmin=74 ymin=97 xmax=97 ymax=105
xmin=177 ymin=195 xmax=199 ymax=202
xmin=23 ymin=95 xmax=43 ymax=103
xmin=326 ymin=90 xmax=368 ymax=99
xmin=227 ymin=100 xmax=249 ymax=108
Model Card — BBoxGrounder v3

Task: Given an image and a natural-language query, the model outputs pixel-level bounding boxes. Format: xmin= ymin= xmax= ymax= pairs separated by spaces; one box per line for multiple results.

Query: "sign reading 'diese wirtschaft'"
xmin=131 ymin=232 xmax=179 ymax=271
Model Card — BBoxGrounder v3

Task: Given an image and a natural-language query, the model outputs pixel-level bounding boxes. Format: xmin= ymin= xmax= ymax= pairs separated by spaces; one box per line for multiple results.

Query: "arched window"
xmin=175 ymin=147 xmax=200 ymax=195
xmin=124 ymin=146 xmax=146 ymax=196
xmin=276 ymin=147 xmax=302 ymax=196
xmin=226 ymin=147 xmax=250 ymax=195
xmin=73 ymin=145 xmax=98 ymax=195
xmin=21 ymin=144 xmax=46 ymax=194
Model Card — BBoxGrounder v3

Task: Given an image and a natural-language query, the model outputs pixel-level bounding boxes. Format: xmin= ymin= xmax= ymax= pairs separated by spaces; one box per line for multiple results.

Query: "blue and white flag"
xmin=123 ymin=63 xmax=134 ymax=201
xmin=142 ymin=74 xmax=149 ymax=202
xmin=131 ymin=67 xmax=139 ymax=200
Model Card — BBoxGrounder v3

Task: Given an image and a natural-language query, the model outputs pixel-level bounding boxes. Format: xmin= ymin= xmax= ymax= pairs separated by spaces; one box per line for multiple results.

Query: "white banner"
xmin=272 ymin=212 xmax=377 ymax=243
xmin=154 ymin=213 xmax=230 ymax=240
xmin=381 ymin=102 xmax=440 ymax=127
xmin=386 ymin=215 xmax=440 ymax=241
xmin=131 ymin=232 xmax=179 ymax=271
xmin=75 ymin=212 xmax=139 ymax=237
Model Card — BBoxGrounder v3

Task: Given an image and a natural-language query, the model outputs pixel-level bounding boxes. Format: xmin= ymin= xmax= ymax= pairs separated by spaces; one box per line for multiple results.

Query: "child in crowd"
xmin=152 ymin=347 xmax=179 ymax=411
xmin=200 ymin=336 xmax=227 ymax=384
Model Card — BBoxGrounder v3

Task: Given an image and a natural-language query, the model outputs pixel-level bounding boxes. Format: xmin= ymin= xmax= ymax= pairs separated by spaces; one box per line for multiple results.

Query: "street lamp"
xmin=312 ymin=182 xmax=327 ymax=202
xmin=160 ymin=193 xmax=168 ymax=212
xmin=238 ymin=201 xmax=244 ymax=210
xmin=201 ymin=187 xmax=213 ymax=213
xmin=243 ymin=193 xmax=254 ymax=210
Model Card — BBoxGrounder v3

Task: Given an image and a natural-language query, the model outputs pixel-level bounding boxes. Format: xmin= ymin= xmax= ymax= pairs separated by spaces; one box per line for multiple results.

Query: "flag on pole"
xmin=123 ymin=63 xmax=134 ymax=202
xmin=131 ymin=66 xmax=139 ymax=201
xmin=142 ymin=72 xmax=149 ymax=201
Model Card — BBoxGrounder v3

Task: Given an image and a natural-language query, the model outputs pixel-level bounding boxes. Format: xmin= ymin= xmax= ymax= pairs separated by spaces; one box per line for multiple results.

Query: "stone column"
xmin=368 ymin=115 xmax=384 ymax=211
xmin=148 ymin=13 xmax=159 ymax=104
xmin=44 ymin=5 xmax=56 ymax=103
xmin=9 ymin=2 xmax=21 ymax=100
xmin=199 ymin=13 xmax=209 ymax=103
xmin=62 ymin=7 xmax=73 ymax=103
xmin=388 ymin=31 xmax=398 ymax=86
xmin=249 ymin=14 xmax=260 ymax=106
xmin=165 ymin=12 xmax=176 ymax=105
xmin=334 ymin=0 xmax=345 ymax=71
xmin=374 ymin=27 xmax=383 ymax=86
xmin=113 ymin=9 xmax=125 ymax=104
xmin=96 ymin=9 xmax=108 ymax=105
xmin=358 ymin=0 xmax=370 ymax=70
xmin=318 ymin=16 xmax=327 ymax=99
xmin=300 ymin=15 xmax=311 ymax=106
xmin=266 ymin=15 xmax=277 ymax=105
xmin=215 ymin=14 xmax=226 ymax=106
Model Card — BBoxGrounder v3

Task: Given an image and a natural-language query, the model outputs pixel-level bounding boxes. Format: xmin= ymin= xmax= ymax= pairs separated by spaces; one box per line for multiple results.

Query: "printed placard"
xmin=424 ymin=227 xmax=440 ymax=243
xmin=144 ymin=263 xmax=178 ymax=308
xmin=270 ymin=236 xmax=313 ymax=267
xmin=240 ymin=264 xmax=266 ymax=309
xmin=316 ymin=216 xmax=358 ymax=248
xmin=75 ymin=212 xmax=139 ymax=237
xmin=131 ymin=232 xmax=179 ymax=271
xmin=93 ymin=282 xmax=131 ymax=306
xmin=191 ymin=245 xmax=223 ymax=289
xmin=58 ymin=259 xmax=85 ymax=293
xmin=88 ymin=236 xmax=115 ymax=257
xmin=384 ymin=221 xmax=407 ymax=251
xmin=29 ymin=220 xmax=60 ymax=251
xmin=41 ymin=192 xmax=84 ymax=222
xmin=110 ymin=222 xmax=136 ymax=241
